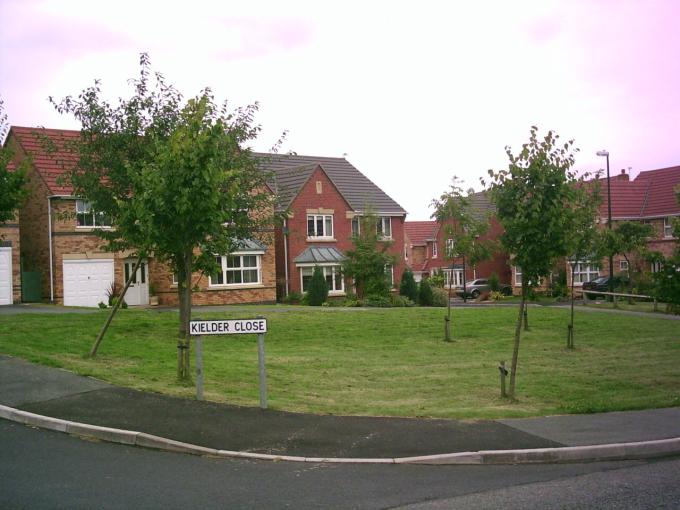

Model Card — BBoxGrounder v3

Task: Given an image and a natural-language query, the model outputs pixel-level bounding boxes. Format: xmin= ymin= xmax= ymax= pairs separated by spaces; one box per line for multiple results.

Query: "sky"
xmin=1 ymin=0 xmax=679 ymax=220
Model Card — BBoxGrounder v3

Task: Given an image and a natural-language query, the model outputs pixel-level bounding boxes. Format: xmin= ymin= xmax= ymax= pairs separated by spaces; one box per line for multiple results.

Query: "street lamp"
xmin=596 ymin=149 xmax=614 ymax=296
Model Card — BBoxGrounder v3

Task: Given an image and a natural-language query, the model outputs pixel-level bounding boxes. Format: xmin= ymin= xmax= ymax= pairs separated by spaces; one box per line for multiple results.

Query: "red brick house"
xmin=262 ymin=154 xmax=407 ymax=298
xmin=405 ymin=192 xmax=511 ymax=288
xmin=8 ymin=126 xmax=276 ymax=307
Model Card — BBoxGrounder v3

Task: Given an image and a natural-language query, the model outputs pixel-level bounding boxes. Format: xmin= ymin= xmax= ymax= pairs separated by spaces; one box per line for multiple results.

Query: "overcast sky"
xmin=2 ymin=0 xmax=679 ymax=220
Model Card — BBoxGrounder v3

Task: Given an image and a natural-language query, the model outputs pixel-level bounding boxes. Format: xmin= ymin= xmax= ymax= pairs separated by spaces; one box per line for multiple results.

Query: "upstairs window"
xmin=445 ymin=238 xmax=456 ymax=258
xmin=76 ymin=200 xmax=111 ymax=228
xmin=377 ymin=217 xmax=392 ymax=239
xmin=664 ymin=217 xmax=674 ymax=238
xmin=432 ymin=241 xmax=438 ymax=258
xmin=351 ymin=216 xmax=360 ymax=237
xmin=307 ymin=214 xmax=333 ymax=238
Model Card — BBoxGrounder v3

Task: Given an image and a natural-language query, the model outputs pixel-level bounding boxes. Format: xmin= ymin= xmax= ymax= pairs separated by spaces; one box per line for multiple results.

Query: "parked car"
xmin=455 ymin=278 xmax=512 ymax=299
xmin=582 ymin=276 xmax=629 ymax=298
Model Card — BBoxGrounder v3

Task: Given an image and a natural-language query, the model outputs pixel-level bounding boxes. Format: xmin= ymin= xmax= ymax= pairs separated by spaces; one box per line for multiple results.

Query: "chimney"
xmin=617 ymin=168 xmax=629 ymax=181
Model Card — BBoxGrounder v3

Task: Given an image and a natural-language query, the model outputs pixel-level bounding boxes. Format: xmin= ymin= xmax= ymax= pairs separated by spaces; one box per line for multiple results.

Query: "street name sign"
xmin=189 ymin=318 xmax=267 ymax=336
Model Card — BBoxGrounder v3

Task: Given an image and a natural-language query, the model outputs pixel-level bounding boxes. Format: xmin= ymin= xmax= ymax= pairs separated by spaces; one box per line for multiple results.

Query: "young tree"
xmin=565 ymin=179 xmax=602 ymax=348
xmin=343 ymin=213 xmax=396 ymax=299
xmin=0 ymin=99 xmax=27 ymax=228
xmin=431 ymin=179 xmax=493 ymax=340
xmin=50 ymin=55 xmax=276 ymax=380
xmin=399 ymin=269 xmax=418 ymax=302
xmin=307 ymin=266 xmax=329 ymax=306
xmin=484 ymin=126 xmax=581 ymax=399
xmin=418 ymin=278 xmax=434 ymax=306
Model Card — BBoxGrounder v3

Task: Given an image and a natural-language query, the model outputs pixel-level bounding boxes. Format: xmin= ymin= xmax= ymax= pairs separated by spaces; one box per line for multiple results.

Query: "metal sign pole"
xmin=195 ymin=335 xmax=204 ymax=401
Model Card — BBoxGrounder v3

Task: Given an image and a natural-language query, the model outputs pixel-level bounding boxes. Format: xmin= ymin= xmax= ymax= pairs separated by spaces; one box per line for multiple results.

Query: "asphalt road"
xmin=2 ymin=421 xmax=678 ymax=510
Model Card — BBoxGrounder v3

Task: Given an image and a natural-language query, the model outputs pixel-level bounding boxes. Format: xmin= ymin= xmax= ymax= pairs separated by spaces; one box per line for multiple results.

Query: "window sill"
xmin=75 ymin=226 xmax=113 ymax=231
xmin=208 ymin=283 xmax=264 ymax=290
xmin=306 ymin=237 xmax=337 ymax=243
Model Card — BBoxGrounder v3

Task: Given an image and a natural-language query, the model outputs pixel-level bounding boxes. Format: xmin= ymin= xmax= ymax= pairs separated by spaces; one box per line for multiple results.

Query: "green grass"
xmin=1 ymin=305 xmax=678 ymax=419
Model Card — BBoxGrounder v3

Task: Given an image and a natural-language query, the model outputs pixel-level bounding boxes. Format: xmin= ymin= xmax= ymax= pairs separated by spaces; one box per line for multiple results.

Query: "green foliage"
xmin=431 ymin=287 xmax=449 ymax=307
xmin=428 ymin=270 xmax=446 ymax=288
xmin=343 ymin=213 xmax=396 ymax=299
xmin=418 ymin=278 xmax=434 ymax=306
xmin=98 ymin=301 xmax=107 ymax=309
xmin=399 ymin=269 xmax=418 ymax=302
xmin=488 ymin=272 xmax=500 ymax=292
xmin=0 ymin=99 xmax=28 ymax=227
xmin=307 ymin=266 xmax=329 ymax=306
xmin=282 ymin=291 xmax=303 ymax=304
xmin=489 ymin=291 xmax=504 ymax=301
xmin=390 ymin=294 xmax=415 ymax=307
xmin=550 ymin=267 xmax=568 ymax=298
xmin=650 ymin=204 xmax=680 ymax=313
xmin=363 ymin=295 xmax=392 ymax=307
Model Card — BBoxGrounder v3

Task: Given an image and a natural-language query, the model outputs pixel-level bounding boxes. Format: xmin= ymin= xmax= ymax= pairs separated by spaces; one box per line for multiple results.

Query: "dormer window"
xmin=307 ymin=214 xmax=333 ymax=239
xmin=76 ymin=200 xmax=111 ymax=228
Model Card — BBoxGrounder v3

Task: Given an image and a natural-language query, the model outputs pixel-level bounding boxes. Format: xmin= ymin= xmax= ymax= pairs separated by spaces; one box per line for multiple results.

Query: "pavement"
xmin=1 ymin=354 xmax=679 ymax=464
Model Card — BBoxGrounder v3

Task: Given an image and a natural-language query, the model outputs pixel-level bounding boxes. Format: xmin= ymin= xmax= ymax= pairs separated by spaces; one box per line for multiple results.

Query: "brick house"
xmin=508 ymin=166 xmax=680 ymax=292
xmin=261 ymin=154 xmax=407 ymax=298
xmin=0 ymin=210 xmax=21 ymax=305
xmin=405 ymin=192 xmax=511 ymax=288
xmin=8 ymin=126 xmax=276 ymax=307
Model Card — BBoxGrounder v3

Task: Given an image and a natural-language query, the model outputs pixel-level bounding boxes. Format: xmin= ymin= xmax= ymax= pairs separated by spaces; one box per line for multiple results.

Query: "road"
xmin=2 ymin=421 xmax=679 ymax=510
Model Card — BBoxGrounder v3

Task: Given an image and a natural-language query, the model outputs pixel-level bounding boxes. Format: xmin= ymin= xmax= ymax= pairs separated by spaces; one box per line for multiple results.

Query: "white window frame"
xmin=377 ymin=217 xmax=392 ymax=240
xmin=445 ymin=238 xmax=456 ymax=258
xmin=570 ymin=260 xmax=600 ymax=285
xmin=619 ymin=260 xmax=629 ymax=272
xmin=307 ymin=214 xmax=334 ymax=239
xmin=299 ymin=264 xmax=345 ymax=295
xmin=76 ymin=200 xmax=111 ymax=228
xmin=664 ymin=217 xmax=674 ymax=238
xmin=443 ymin=268 xmax=464 ymax=287
xmin=385 ymin=264 xmax=394 ymax=288
xmin=351 ymin=216 xmax=360 ymax=237
xmin=209 ymin=252 xmax=263 ymax=288
xmin=432 ymin=241 xmax=438 ymax=259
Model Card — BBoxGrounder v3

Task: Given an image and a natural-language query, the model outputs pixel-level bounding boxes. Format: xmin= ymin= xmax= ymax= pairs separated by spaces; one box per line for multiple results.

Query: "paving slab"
xmin=499 ymin=407 xmax=680 ymax=446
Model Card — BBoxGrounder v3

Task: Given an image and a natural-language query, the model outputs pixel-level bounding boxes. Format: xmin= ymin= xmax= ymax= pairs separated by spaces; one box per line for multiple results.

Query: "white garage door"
xmin=63 ymin=259 xmax=114 ymax=307
xmin=0 ymin=247 xmax=12 ymax=305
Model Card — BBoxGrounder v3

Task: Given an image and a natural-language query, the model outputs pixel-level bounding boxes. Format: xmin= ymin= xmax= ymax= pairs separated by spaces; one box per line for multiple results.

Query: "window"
xmin=172 ymin=273 xmax=178 ymax=285
xmin=385 ymin=264 xmax=394 ymax=287
xmin=651 ymin=260 xmax=662 ymax=273
xmin=377 ymin=217 xmax=392 ymax=239
xmin=432 ymin=241 xmax=438 ymax=258
xmin=571 ymin=261 xmax=600 ymax=284
xmin=300 ymin=265 xmax=344 ymax=293
xmin=619 ymin=260 xmax=629 ymax=272
xmin=443 ymin=268 xmax=464 ymax=287
xmin=445 ymin=238 xmax=456 ymax=258
xmin=664 ymin=217 xmax=674 ymax=238
xmin=351 ymin=216 xmax=360 ymax=237
xmin=76 ymin=200 xmax=111 ymax=228
xmin=307 ymin=214 xmax=333 ymax=238
xmin=210 ymin=254 xmax=261 ymax=286
xmin=515 ymin=266 xmax=547 ymax=286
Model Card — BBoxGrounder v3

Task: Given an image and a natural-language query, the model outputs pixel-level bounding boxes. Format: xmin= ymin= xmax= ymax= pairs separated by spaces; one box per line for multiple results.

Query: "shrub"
xmin=391 ymin=294 xmax=415 ymax=307
xmin=307 ymin=266 xmax=328 ymax=306
xmin=418 ymin=279 xmax=434 ymax=306
xmin=488 ymin=272 xmax=500 ymax=292
xmin=282 ymin=291 xmax=303 ymax=304
xmin=489 ymin=291 xmax=504 ymax=301
xmin=428 ymin=270 xmax=446 ymax=288
xmin=364 ymin=295 xmax=392 ymax=307
xmin=431 ymin=287 xmax=449 ymax=307
xmin=98 ymin=301 xmax=107 ymax=309
xmin=399 ymin=269 xmax=418 ymax=302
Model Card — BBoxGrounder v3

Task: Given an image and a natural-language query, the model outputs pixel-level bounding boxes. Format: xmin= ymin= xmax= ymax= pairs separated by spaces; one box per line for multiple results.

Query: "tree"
xmin=651 ymin=189 xmax=680 ymax=314
xmin=565 ymin=178 xmax=602 ymax=348
xmin=418 ymin=278 xmax=434 ymax=306
xmin=484 ymin=126 xmax=581 ymax=399
xmin=600 ymin=221 xmax=654 ymax=292
xmin=343 ymin=213 xmax=396 ymax=299
xmin=50 ymin=54 xmax=276 ymax=380
xmin=307 ymin=266 xmax=329 ymax=306
xmin=0 ymin=99 xmax=27 ymax=228
xmin=431 ymin=178 xmax=493 ymax=340
xmin=399 ymin=269 xmax=418 ymax=302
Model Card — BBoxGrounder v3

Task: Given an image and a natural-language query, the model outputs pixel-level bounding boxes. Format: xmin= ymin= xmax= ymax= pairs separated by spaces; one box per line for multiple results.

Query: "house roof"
xmin=9 ymin=126 xmax=80 ymax=195
xmin=294 ymin=246 xmax=345 ymax=265
xmin=257 ymin=153 xmax=406 ymax=215
xmin=404 ymin=221 xmax=437 ymax=246
xmin=599 ymin=166 xmax=680 ymax=219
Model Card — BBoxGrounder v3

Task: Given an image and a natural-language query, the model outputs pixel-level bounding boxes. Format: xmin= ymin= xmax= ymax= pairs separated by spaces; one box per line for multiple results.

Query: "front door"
xmin=124 ymin=260 xmax=149 ymax=306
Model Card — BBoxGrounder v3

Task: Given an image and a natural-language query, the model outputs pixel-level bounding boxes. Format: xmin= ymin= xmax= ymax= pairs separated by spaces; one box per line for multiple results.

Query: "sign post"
xmin=189 ymin=316 xmax=268 ymax=409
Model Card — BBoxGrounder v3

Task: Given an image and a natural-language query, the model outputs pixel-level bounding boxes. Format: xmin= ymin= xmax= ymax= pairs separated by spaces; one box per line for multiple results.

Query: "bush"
xmin=364 ymin=295 xmax=392 ymax=307
xmin=489 ymin=291 xmax=504 ymax=301
xmin=307 ymin=267 xmax=328 ymax=306
xmin=428 ymin=271 xmax=446 ymax=288
xmin=282 ymin=291 xmax=303 ymax=304
xmin=431 ymin=287 xmax=449 ymax=307
xmin=550 ymin=268 xmax=568 ymax=298
xmin=399 ymin=269 xmax=418 ymax=302
xmin=488 ymin=272 xmax=500 ymax=292
xmin=418 ymin=279 xmax=434 ymax=306
xmin=391 ymin=294 xmax=415 ymax=307
xmin=98 ymin=301 xmax=107 ymax=309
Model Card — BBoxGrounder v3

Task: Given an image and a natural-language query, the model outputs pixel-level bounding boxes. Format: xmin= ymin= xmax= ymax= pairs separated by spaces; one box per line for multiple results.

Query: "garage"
xmin=0 ymin=247 xmax=12 ymax=305
xmin=63 ymin=259 xmax=114 ymax=307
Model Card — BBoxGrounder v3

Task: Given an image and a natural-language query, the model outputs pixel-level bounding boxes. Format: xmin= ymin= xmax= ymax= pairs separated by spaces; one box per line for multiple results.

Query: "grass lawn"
xmin=1 ymin=305 xmax=678 ymax=419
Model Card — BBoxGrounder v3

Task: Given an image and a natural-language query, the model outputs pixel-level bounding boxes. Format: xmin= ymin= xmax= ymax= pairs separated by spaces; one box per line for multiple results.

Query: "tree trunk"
xmin=508 ymin=278 xmax=526 ymax=400
xmin=89 ymin=254 xmax=143 ymax=358
xmin=523 ymin=304 xmax=529 ymax=331
xmin=177 ymin=249 xmax=193 ymax=381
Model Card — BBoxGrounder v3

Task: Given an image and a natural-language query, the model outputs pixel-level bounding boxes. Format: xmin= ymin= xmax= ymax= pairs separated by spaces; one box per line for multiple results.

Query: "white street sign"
xmin=189 ymin=318 xmax=267 ymax=336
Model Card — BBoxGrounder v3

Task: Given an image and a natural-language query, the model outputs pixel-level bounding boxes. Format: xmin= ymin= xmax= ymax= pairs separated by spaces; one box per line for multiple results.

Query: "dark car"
xmin=455 ymin=278 xmax=513 ymax=299
xmin=582 ymin=276 xmax=628 ymax=297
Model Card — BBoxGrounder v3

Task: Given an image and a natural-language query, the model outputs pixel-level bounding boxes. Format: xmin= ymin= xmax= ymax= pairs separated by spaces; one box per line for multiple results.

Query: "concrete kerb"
xmin=2 ymin=404 xmax=680 ymax=465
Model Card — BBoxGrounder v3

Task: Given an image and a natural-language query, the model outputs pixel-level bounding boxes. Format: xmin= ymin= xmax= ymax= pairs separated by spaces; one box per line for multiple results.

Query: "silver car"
xmin=455 ymin=278 xmax=512 ymax=299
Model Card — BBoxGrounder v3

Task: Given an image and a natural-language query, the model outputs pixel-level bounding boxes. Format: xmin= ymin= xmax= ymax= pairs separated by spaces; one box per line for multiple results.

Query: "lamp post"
xmin=596 ymin=150 xmax=614 ymax=296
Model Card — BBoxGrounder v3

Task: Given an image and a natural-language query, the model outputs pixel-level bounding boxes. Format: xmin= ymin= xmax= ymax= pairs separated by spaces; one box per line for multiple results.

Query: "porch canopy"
xmin=294 ymin=246 xmax=345 ymax=265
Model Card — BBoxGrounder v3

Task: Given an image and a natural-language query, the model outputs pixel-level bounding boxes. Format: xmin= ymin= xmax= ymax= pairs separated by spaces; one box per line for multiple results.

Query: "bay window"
xmin=210 ymin=254 xmax=261 ymax=287
xmin=300 ymin=265 xmax=344 ymax=293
